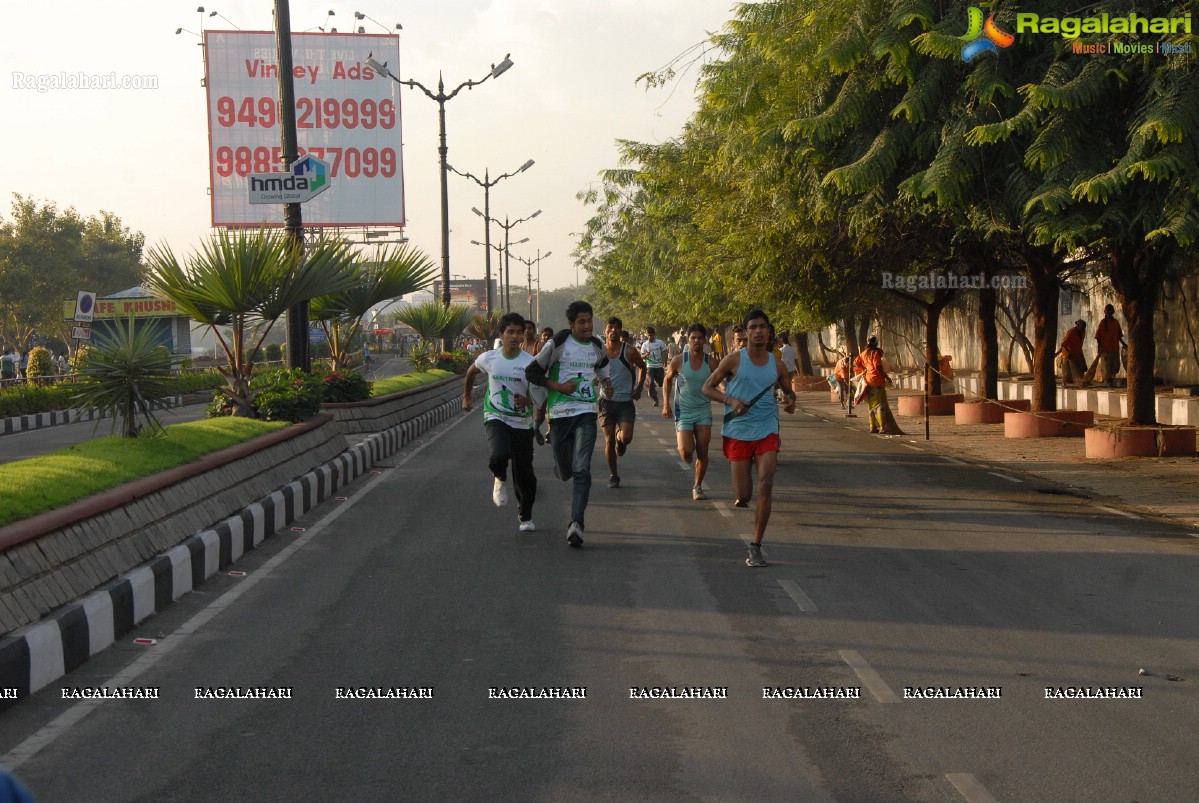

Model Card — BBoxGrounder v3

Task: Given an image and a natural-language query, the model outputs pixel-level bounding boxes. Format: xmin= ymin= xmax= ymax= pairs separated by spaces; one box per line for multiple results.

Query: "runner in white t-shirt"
xmin=464 ymin=312 xmax=539 ymax=532
xmin=639 ymin=327 xmax=669 ymax=406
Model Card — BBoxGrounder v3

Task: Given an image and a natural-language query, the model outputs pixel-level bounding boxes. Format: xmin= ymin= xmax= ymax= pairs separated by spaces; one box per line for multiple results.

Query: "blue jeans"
xmin=550 ymin=413 xmax=597 ymax=528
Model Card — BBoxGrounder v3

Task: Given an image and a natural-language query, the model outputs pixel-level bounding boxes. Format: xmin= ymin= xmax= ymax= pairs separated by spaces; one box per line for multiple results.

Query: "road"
xmin=2 ymin=397 xmax=1197 ymax=801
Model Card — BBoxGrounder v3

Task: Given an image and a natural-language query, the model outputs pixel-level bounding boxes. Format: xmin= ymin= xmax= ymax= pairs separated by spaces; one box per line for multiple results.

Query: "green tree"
xmin=0 ymin=196 xmax=144 ymax=355
xmin=143 ymin=228 xmax=359 ymax=417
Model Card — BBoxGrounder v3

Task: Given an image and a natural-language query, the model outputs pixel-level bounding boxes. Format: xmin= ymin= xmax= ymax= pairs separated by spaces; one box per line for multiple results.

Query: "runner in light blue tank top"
xmin=698 ymin=310 xmax=796 ymax=568
xmin=663 ymin=324 xmax=718 ymax=500
xmin=722 ymin=349 xmax=779 ymax=441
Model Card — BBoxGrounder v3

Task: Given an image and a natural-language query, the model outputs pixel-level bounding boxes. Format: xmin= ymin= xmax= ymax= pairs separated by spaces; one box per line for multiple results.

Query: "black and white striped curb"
xmin=0 ymin=395 xmax=466 ymax=705
xmin=0 ymin=396 xmax=187 ymax=438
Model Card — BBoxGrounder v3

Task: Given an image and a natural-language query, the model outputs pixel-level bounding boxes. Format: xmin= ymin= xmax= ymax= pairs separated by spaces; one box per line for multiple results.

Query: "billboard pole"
xmin=274 ymin=0 xmax=309 ymax=372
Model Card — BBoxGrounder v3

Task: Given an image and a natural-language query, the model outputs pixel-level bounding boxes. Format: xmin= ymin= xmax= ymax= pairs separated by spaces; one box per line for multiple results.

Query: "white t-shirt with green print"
xmin=473 ymin=348 xmax=535 ymax=429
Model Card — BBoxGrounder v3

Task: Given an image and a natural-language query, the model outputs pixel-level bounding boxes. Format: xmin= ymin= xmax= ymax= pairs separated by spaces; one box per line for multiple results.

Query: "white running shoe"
xmin=492 ymin=477 xmax=508 ymax=507
xmin=518 ymin=519 xmax=536 ymax=532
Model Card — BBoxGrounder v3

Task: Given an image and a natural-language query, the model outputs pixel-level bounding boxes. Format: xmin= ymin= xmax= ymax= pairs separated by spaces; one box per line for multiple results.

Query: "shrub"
xmin=26 ymin=346 xmax=54 ymax=382
xmin=435 ymin=349 xmax=472 ymax=373
xmin=208 ymin=367 xmax=321 ymax=423
xmin=315 ymin=369 xmax=371 ymax=403
xmin=406 ymin=340 xmax=439 ymax=373
xmin=71 ymin=345 xmax=94 ymax=371
xmin=264 ymin=343 xmax=282 ymax=362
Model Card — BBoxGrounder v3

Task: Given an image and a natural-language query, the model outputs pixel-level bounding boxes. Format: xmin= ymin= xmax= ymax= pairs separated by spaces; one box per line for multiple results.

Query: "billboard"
xmin=431 ymin=280 xmax=499 ymax=315
xmin=203 ymin=31 xmax=404 ymax=227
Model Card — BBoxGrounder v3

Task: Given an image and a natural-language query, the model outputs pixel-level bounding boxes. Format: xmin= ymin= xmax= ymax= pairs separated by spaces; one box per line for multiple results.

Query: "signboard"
xmin=63 ymin=298 xmax=179 ymax=320
xmin=204 ymin=30 xmax=404 ymax=227
xmin=248 ymin=155 xmax=330 ymax=204
xmin=71 ymin=326 xmax=92 ymax=341
xmin=431 ymin=279 xmax=498 ymax=315
xmin=74 ymin=290 xmax=97 ymax=323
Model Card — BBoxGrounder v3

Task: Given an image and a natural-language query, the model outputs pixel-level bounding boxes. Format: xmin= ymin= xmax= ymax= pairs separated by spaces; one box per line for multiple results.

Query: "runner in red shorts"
xmin=702 ymin=309 xmax=795 ymax=567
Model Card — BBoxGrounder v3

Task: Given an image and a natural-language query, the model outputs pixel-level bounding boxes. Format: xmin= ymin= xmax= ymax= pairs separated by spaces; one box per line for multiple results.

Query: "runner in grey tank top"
xmin=600 ymin=316 xmax=647 ymax=489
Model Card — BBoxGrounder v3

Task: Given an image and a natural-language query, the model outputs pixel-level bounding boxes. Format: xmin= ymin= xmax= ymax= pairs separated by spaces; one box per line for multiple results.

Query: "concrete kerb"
xmin=0 ymin=386 xmax=477 ymax=707
xmin=0 ymin=395 xmax=187 ymax=438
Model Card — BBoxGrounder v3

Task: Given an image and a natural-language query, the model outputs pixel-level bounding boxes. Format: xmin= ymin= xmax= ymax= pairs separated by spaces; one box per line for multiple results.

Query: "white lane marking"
xmin=843 ymin=426 xmax=858 ymax=431
xmin=714 ymin=501 xmax=734 ymax=519
xmin=987 ymin=472 xmax=1023 ymax=483
xmin=946 ymin=773 xmax=1000 ymax=803
xmin=677 ymin=460 xmax=691 ymax=471
xmin=837 ymin=650 xmax=900 ymax=704
xmin=1094 ymin=504 xmax=1139 ymax=520
xmin=778 ymin=580 xmax=817 ymax=612
xmin=656 ymin=437 xmax=668 ymax=445
xmin=0 ymin=411 xmax=469 ymax=770
xmin=900 ymin=443 xmax=922 ymax=451
xmin=940 ymin=456 xmax=967 ymax=465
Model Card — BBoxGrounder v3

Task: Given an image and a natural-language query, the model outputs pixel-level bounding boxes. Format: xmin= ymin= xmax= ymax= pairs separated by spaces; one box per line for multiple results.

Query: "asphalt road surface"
xmin=2 ymin=398 xmax=1197 ymax=802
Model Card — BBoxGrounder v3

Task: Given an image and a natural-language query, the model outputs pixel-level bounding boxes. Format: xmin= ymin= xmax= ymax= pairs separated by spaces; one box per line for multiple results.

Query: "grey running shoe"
xmin=608 ymin=474 xmax=620 ymax=488
xmin=692 ymin=485 xmax=707 ymax=501
xmin=567 ymin=521 xmax=584 ymax=548
xmin=733 ymin=499 xmax=749 ymax=508
xmin=746 ymin=544 xmax=767 ymax=567
xmin=492 ymin=477 xmax=508 ymax=507
xmin=518 ymin=519 xmax=536 ymax=532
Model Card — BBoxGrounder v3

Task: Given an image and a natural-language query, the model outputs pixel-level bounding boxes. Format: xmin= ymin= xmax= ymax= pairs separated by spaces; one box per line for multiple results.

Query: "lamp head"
xmin=516 ymin=238 xmax=530 ymax=245
xmin=543 ymin=251 xmax=553 ymax=259
xmin=490 ymin=55 xmax=514 ymax=79
xmin=197 ymin=6 xmax=205 ymax=12
xmin=530 ymin=210 xmax=542 ymax=219
xmin=470 ymin=240 xmax=483 ymax=246
xmin=365 ymin=56 xmax=388 ymax=76
xmin=471 ymin=207 xmax=483 ymax=217
xmin=519 ymin=159 xmax=535 ymax=172
xmin=354 ymin=11 xmax=364 ymax=19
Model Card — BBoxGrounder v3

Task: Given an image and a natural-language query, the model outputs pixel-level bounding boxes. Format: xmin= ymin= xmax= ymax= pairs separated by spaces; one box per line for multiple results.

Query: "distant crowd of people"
xmin=0 ymin=347 xmax=70 ymax=385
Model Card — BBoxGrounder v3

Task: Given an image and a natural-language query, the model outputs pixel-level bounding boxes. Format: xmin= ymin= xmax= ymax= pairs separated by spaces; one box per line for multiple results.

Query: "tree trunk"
xmin=857 ymin=316 xmax=871 ymax=354
xmin=978 ymin=286 xmax=999 ymax=399
xmin=843 ymin=317 xmax=859 ymax=356
xmin=924 ymin=289 xmax=955 ymax=396
xmin=795 ymin=332 xmax=814 ymax=374
xmin=1109 ymin=242 xmax=1173 ymax=425
xmin=1026 ymin=250 xmax=1060 ymax=412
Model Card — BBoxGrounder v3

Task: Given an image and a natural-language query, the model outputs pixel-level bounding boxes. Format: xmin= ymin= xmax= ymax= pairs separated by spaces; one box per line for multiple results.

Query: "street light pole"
xmin=365 ymin=52 xmax=514 ymax=314
xmin=536 ymin=250 xmax=552 ymax=323
xmin=274 ymin=0 xmax=309 ymax=371
xmin=450 ymin=159 xmax=535 ymax=315
xmin=491 ymin=210 xmax=541 ymax=312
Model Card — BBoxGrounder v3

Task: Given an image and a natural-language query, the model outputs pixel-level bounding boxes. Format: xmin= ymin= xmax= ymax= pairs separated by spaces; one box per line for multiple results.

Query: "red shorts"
xmin=722 ymin=433 xmax=780 ymax=461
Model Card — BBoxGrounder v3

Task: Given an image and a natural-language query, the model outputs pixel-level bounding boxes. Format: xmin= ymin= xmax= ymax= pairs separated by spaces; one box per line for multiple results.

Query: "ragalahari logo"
xmin=961 ymin=7 xmax=1015 ymax=62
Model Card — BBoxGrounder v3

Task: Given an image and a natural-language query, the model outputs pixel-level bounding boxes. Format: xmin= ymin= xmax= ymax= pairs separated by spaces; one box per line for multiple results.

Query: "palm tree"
xmin=395 ymin=300 xmax=474 ymax=347
xmin=309 ymin=242 xmax=438 ymax=371
xmin=143 ymin=228 xmax=359 ymax=416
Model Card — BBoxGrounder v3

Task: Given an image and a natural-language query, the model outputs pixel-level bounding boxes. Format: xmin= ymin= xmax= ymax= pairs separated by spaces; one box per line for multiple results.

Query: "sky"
xmin=2 ymin=1 xmax=738 ymax=301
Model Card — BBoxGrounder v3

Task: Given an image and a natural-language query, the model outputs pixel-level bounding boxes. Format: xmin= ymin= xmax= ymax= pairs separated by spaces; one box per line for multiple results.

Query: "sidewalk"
xmin=798 ymin=391 xmax=1199 ymax=532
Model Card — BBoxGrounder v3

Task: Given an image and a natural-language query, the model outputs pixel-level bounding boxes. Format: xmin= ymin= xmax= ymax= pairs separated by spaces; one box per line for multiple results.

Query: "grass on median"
xmin=0 ymin=417 xmax=287 ymax=529
xmin=370 ymin=369 xmax=456 ymax=397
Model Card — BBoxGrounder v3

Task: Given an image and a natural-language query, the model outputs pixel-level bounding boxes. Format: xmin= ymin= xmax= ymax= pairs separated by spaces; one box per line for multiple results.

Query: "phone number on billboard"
xmin=214 ymin=146 xmax=398 ymax=178
xmin=215 ymin=96 xmax=397 ymax=130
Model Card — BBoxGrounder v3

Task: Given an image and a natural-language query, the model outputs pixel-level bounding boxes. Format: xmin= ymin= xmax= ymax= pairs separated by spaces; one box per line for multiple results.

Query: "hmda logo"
xmin=248 ymin=155 xmax=329 ymax=205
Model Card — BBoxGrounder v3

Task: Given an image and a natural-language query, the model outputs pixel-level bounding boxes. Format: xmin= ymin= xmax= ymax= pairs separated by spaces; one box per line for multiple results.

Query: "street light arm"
xmin=447 ymin=164 xmax=485 ymax=187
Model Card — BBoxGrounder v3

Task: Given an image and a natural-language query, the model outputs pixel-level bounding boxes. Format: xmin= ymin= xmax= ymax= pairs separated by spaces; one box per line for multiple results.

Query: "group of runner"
xmin=463 ymin=303 xmax=796 ymax=567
